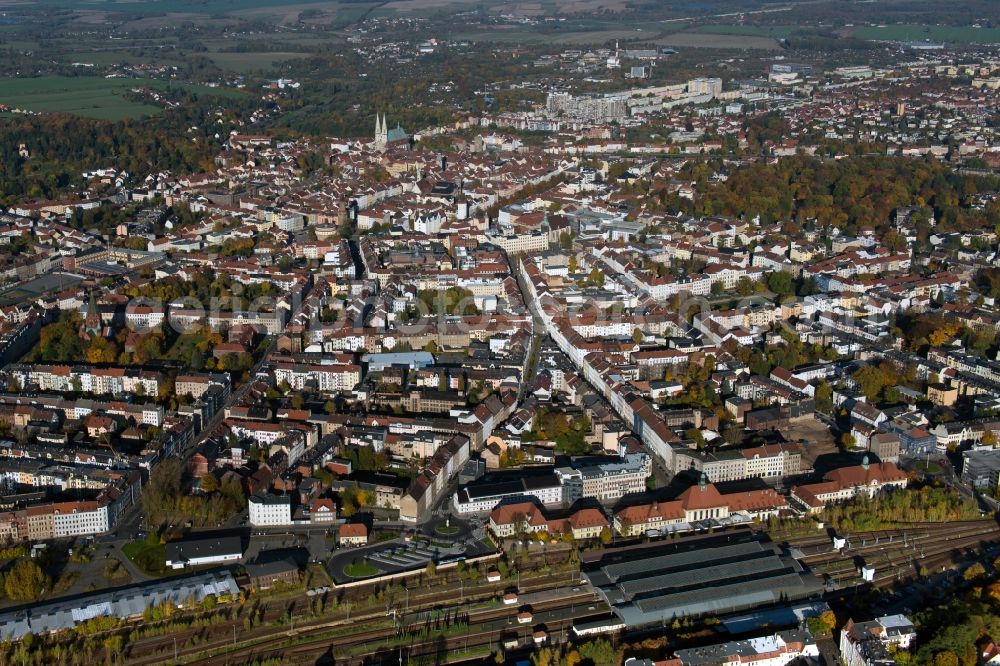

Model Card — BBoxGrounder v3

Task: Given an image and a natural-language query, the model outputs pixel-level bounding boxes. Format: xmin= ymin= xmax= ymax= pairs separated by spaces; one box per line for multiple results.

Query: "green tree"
xmin=815 ymin=381 xmax=833 ymax=414
xmin=963 ymin=562 xmax=986 ymax=582
xmin=935 ymin=651 xmax=960 ymax=666
xmin=585 ymin=268 xmax=606 ymax=288
xmin=853 ymin=364 xmax=891 ymax=402
xmin=200 ymin=473 xmax=219 ymax=493
xmin=767 ymin=271 xmax=795 ymax=296
xmin=4 ymin=558 xmax=51 ymax=601
xmin=576 ymin=638 xmax=622 ymax=666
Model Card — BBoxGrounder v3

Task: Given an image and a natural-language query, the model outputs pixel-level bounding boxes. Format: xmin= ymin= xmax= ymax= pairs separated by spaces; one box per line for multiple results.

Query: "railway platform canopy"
xmin=581 ymin=528 xmax=822 ymax=628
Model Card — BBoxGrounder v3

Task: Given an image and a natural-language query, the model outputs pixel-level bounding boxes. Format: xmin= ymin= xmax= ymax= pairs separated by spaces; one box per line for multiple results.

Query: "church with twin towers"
xmin=374 ymin=113 xmax=410 ymax=152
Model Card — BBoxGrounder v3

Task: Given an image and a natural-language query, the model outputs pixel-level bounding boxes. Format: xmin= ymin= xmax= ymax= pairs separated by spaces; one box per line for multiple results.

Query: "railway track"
xmin=272 ymin=616 xmax=577 ymax=666
xmin=121 ymin=573 xmax=590 ymax=665
xmin=792 ymin=519 xmax=1000 ymax=589
xmin=120 ymin=552 xmax=577 ymax=663
xmin=170 ymin=590 xmax=592 ymax=666
xmin=799 ymin=522 xmax=994 ymax=562
xmin=110 ymin=525 xmax=1000 ymax=664
xmin=783 ymin=520 xmax=997 ymax=556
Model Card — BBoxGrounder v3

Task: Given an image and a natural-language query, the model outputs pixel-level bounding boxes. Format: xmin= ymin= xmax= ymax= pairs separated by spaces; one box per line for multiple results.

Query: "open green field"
xmin=449 ymin=26 xmax=655 ymax=44
xmin=0 ymin=0 xmax=387 ymax=28
xmin=692 ymin=24 xmax=802 ymax=37
xmin=0 ymin=0 xmax=344 ymax=14
xmin=206 ymin=51 xmax=309 ymax=73
xmin=163 ymin=330 xmax=215 ymax=363
xmin=123 ymin=538 xmax=166 ymax=576
xmin=60 ymin=49 xmax=191 ymax=68
xmin=850 ymin=24 xmax=1000 ymax=44
xmin=655 ymin=31 xmax=780 ymax=50
xmin=0 ymin=76 xmax=243 ymax=120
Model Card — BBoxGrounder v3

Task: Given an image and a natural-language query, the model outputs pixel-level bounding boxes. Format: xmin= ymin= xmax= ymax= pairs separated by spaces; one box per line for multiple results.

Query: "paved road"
xmin=108 ymin=544 xmax=152 ymax=582
xmin=511 ymin=256 xmax=547 ymax=402
xmin=180 ymin=334 xmax=278 ymax=459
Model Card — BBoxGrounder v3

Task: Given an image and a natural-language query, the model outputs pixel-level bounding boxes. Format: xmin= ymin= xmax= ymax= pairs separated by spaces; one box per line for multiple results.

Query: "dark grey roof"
xmin=245 ymin=558 xmax=299 ymax=579
xmin=583 ymin=530 xmax=822 ymax=628
xmin=165 ymin=536 xmax=243 ymax=563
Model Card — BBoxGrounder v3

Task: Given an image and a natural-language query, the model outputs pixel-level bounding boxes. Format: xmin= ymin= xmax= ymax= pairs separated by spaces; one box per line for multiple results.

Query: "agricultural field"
xmin=449 ymin=21 xmax=662 ymax=45
xmin=849 ymin=24 xmax=1000 ymax=44
xmin=0 ymin=77 xmax=160 ymax=120
xmin=449 ymin=30 xmax=581 ymax=44
xmin=691 ymin=24 xmax=803 ymax=37
xmin=0 ymin=0 xmax=334 ymax=14
xmin=206 ymin=51 xmax=309 ymax=74
xmin=0 ymin=76 xmax=243 ymax=121
xmin=547 ymin=28 xmax=658 ymax=45
xmin=655 ymin=30 xmax=780 ymax=50
xmin=237 ymin=0 xmax=384 ymax=27
xmin=0 ymin=0 xmax=390 ymax=27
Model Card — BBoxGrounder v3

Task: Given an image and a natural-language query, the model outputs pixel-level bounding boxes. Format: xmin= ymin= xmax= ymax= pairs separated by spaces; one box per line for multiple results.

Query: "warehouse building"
xmin=0 ymin=571 xmax=239 ymax=640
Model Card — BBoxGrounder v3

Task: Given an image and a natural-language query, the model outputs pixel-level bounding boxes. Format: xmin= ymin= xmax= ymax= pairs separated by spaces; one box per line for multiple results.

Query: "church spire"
xmin=375 ymin=113 xmax=388 ymax=151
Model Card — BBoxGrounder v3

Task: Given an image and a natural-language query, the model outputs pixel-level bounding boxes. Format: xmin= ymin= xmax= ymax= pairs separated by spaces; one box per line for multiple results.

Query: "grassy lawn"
xmin=654 ymin=31 xmax=781 ymax=50
xmin=691 ymin=22 xmax=1000 ymax=45
xmin=206 ymin=51 xmax=309 ymax=73
xmin=692 ymin=24 xmax=801 ymax=37
xmin=163 ymin=332 xmax=204 ymax=362
xmin=122 ymin=539 xmax=167 ymax=576
xmin=434 ymin=520 xmax=460 ymax=536
xmin=851 ymin=24 xmax=1000 ymax=44
xmin=916 ymin=461 xmax=943 ymax=475
xmin=7 ymin=0 xmax=353 ymax=14
xmin=103 ymin=559 xmax=132 ymax=583
xmin=343 ymin=559 xmax=381 ymax=578
xmin=304 ymin=563 xmax=331 ymax=588
xmin=448 ymin=28 xmax=650 ymax=45
xmin=50 ymin=571 xmax=80 ymax=596
xmin=0 ymin=76 xmax=244 ymax=120
xmin=62 ymin=50 xmax=186 ymax=67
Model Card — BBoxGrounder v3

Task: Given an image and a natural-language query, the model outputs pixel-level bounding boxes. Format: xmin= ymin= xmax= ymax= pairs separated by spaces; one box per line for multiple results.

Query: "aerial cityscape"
xmin=1 ymin=0 xmax=1000 ymax=664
